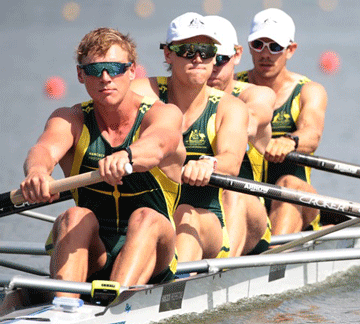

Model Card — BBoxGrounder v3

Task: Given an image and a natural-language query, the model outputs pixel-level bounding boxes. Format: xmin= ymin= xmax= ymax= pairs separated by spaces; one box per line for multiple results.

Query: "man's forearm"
xmin=23 ymin=145 xmax=56 ymax=176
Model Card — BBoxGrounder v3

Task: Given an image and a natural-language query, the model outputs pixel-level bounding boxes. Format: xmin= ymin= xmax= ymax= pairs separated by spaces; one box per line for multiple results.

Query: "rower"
xmin=131 ymin=12 xmax=249 ymax=262
xmin=237 ymin=8 xmax=328 ymax=235
xmin=205 ymin=15 xmax=275 ymax=256
xmin=20 ymin=27 xmax=186 ymax=298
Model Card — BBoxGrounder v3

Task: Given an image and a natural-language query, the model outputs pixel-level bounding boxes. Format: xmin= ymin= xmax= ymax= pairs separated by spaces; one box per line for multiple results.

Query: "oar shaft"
xmin=286 ymin=151 xmax=360 ymax=178
xmin=176 ymin=248 xmax=360 ymax=274
xmin=0 ymin=191 xmax=72 ymax=218
xmin=209 ymin=173 xmax=360 ymax=217
xmin=263 ymin=217 xmax=360 ymax=254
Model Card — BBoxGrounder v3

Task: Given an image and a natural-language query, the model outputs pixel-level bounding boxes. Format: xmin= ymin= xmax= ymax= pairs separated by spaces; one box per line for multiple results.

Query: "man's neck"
xmin=167 ymin=77 xmax=208 ymax=113
xmin=93 ymin=91 xmax=138 ymax=131
xmin=248 ymin=68 xmax=290 ymax=93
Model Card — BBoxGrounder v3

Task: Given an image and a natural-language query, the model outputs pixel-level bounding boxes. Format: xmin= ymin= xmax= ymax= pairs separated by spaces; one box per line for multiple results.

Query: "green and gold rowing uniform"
xmin=157 ymin=77 xmax=230 ymax=258
xmin=236 ymin=71 xmax=312 ymax=184
xmin=232 ymin=80 xmax=263 ymax=182
xmin=68 ymin=97 xmax=180 ymax=282
xmin=237 ymin=72 xmax=321 ymax=230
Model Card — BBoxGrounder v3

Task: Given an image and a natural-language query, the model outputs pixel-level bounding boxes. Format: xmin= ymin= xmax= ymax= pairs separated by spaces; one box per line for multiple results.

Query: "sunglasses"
xmin=215 ymin=55 xmax=232 ymax=67
xmin=249 ymin=40 xmax=285 ymax=54
xmin=161 ymin=43 xmax=217 ymax=59
xmin=79 ymin=62 xmax=132 ymax=77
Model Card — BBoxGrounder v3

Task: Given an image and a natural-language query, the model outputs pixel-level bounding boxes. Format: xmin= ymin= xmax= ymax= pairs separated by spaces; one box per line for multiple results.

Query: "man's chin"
xmin=207 ymin=78 xmax=221 ymax=88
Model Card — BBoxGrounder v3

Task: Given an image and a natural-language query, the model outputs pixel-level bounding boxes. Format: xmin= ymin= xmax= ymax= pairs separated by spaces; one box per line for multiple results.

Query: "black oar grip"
xmin=0 ymin=192 xmax=11 ymax=209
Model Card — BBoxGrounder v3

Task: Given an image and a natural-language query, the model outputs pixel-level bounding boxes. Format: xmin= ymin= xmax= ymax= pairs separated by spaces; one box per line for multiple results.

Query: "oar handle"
xmin=10 ymin=163 xmax=133 ymax=205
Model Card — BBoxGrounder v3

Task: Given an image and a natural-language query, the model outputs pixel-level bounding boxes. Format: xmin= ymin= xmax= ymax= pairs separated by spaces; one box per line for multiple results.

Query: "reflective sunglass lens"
xmin=215 ymin=55 xmax=231 ymax=67
xmin=80 ymin=62 xmax=131 ymax=77
xmin=250 ymin=40 xmax=285 ymax=54
xmin=169 ymin=43 xmax=217 ymax=59
xmin=269 ymin=43 xmax=284 ymax=52
xmin=251 ymin=40 xmax=264 ymax=50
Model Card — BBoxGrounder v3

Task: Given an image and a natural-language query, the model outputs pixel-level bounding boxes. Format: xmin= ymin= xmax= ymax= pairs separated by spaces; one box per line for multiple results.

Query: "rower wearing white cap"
xmin=206 ymin=15 xmax=275 ymax=256
xmin=237 ymin=8 xmax=328 ymax=235
xmin=131 ymin=12 xmax=249 ymax=262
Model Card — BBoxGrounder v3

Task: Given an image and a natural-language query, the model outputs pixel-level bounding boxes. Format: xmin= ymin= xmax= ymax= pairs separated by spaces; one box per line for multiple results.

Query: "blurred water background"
xmin=0 ymin=0 xmax=360 ymax=322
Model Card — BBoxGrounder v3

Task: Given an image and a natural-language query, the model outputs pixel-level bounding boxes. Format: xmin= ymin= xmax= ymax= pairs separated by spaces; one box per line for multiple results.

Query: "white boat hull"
xmin=1 ymin=235 xmax=360 ymax=323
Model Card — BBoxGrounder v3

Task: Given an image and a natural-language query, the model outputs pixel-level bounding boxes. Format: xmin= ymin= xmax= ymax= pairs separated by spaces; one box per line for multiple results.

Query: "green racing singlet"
xmin=157 ymin=77 xmax=230 ymax=258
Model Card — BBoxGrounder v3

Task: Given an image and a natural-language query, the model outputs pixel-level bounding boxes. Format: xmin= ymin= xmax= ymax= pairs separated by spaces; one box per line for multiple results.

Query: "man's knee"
xmin=276 ymin=175 xmax=316 ymax=193
xmin=55 ymin=206 xmax=98 ymax=236
xmin=173 ymin=204 xmax=198 ymax=226
xmin=128 ymin=208 xmax=165 ymax=233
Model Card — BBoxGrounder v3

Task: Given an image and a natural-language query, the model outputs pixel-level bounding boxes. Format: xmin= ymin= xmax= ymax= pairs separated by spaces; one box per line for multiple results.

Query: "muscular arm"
xmin=239 ymin=85 xmax=276 ymax=154
xmin=294 ymin=81 xmax=327 ymax=152
xmin=265 ymin=81 xmax=327 ymax=163
xmin=183 ymin=93 xmax=248 ymax=186
xmin=21 ymin=107 xmax=80 ymax=202
xmin=99 ymin=100 xmax=185 ymax=185
xmin=131 ymin=101 xmax=184 ymax=172
xmin=215 ymin=94 xmax=249 ymax=176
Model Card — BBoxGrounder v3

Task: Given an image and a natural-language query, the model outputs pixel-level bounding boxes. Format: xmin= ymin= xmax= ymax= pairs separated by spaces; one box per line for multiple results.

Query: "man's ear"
xmin=233 ymin=45 xmax=244 ymax=65
xmin=286 ymin=42 xmax=297 ymax=59
xmin=128 ymin=63 xmax=136 ymax=80
xmin=77 ymin=65 xmax=85 ymax=84
xmin=163 ymin=46 xmax=172 ymax=64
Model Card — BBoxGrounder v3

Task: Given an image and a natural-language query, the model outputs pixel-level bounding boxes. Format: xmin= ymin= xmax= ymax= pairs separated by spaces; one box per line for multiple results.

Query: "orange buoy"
xmin=319 ymin=51 xmax=340 ymax=75
xmin=44 ymin=76 xmax=66 ymax=99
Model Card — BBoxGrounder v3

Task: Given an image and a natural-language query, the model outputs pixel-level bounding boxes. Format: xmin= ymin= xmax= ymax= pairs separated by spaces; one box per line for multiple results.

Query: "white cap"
xmin=166 ymin=12 xmax=221 ymax=44
xmin=205 ymin=15 xmax=238 ymax=56
xmin=248 ymin=8 xmax=295 ymax=48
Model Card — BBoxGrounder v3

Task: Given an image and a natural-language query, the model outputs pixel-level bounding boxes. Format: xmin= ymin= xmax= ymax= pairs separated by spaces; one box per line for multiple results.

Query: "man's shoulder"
xmin=218 ymin=88 xmax=247 ymax=113
xmin=50 ymin=104 xmax=83 ymax=119
xmin=131 ymin=77 xmax=160 ymax=98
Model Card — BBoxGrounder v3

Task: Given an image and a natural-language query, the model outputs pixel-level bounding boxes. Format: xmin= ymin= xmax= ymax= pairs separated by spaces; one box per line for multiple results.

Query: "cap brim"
xmin=248 ymin=29 xmax=290 ymax=48
xmin=170 ymin=32 xmax=221 ymax=45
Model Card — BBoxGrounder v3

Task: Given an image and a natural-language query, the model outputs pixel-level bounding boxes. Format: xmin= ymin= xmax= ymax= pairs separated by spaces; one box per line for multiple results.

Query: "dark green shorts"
xmin=265 ymin=160 xmax=308 ymax=184
xmin=87 ymin=229 xmax=176 ymax=284
xmin=264 ymin=160 xmax=310 ymax=212
xmin=179 ymin=184 xmax=225 ymax=227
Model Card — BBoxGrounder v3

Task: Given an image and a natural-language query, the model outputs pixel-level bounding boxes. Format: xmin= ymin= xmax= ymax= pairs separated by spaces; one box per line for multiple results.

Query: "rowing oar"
xmin=286 ymin=151 xmax=360 ymax=178
xmin=209 ymin=173 xmax=360 ymax=254
xmin=0 ymin=191 xmax=73 ymax=218
xmin=0 ymin=164 xmax=133 ymax=217
xmin=209 ymin=173 xmax=360 ymax=217
xmin=263 ymin=217 xmax=360 ymax=254
xmin=176 ymin=248 xmax=360 ymax=274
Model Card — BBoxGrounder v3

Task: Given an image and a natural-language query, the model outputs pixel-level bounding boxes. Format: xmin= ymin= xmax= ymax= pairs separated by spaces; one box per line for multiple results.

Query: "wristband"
xmin=199 ymin=155 xmax=218 ymax=171
xmin=122 ymin=147 xmax=133 ymax=165
xmin=284 ymin=133 xmax=299 ymax=150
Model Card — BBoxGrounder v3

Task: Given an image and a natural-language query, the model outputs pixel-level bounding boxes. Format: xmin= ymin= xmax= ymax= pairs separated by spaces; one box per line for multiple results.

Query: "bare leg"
xmin=242 ymin=195 xmax=268 ymax=255
xmin=173 ymin=204 xmax=224 ymax=262
xmin=50 ymin=207 xmax=107 ymax=298
xmin=110 ymin=208 xmax=176 ymax=286
xmin=269 ymin=175 xmax=319 ymax=235
xmin=222 ymin=190 xmax=247 ymax=257
xmin=223 ymin=190 xmax=268 ymax=256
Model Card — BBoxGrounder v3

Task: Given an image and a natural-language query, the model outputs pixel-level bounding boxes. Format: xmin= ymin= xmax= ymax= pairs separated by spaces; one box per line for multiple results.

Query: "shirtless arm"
xmin=216 ymin=94 xmax=249 ymax=175
xmin=132 ymin=101 xmax=184 ymax=171
xmin=99 ymin=100 xmax=184 ymax=185
xmin=20 ymin=106 xmax=81 ymax=203
xmin=265 ymin=81 xmax=327 ymax=163
xmin=239 ymin=85 xmax=276 ymax=154
xmin=294 ymin=82 xmax=327 ymax=152
xmin=183 ymin=93 xmax=248 ymax=186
